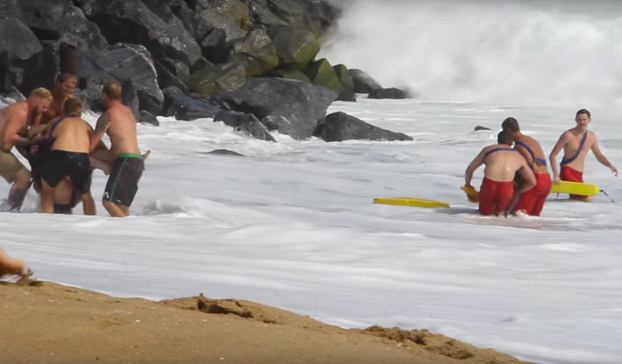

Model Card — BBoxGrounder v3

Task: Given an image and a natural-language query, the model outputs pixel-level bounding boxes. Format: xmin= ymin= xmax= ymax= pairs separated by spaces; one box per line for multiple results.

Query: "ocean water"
xmin=3 ymin=1 xmax=622 ymax=364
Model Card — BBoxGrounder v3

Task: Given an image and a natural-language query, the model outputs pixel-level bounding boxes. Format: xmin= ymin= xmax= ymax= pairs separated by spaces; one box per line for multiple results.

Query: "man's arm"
xmin=591 ymin=133 xmax=618 ymax=176
xmin=549 ymin=132 xmax=568 ymax=183
xmin=516 ymin=162 xmax=537 ymax=194
xmin=465 ymin=148 xmax=486 ymax=186
xmin=514 ymin=144 xmax=533 ymax=168
xmin=89 ymin=111 xmax=110 ymax=152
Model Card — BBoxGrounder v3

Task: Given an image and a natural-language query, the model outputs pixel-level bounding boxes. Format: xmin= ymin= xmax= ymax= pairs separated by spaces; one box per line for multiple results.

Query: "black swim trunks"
xmin=54 ymin=203 xmax=74 ymax=214
xmin=103 ymin=153 xmax=144 ymax=207
xmin=41 ymin=150 xmax=92 ymax=195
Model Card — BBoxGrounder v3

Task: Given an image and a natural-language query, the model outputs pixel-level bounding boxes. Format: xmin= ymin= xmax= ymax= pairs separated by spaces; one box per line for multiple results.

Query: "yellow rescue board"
xmin=549 ymin=181 xmax=600 ymax=196
xmin=373 ymin=197 xmax=450 ymax=209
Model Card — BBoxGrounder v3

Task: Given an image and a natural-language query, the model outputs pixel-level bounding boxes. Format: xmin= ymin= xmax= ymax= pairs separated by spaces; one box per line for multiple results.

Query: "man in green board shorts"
xmin=91 ymin=81 xmax=145 ymax=218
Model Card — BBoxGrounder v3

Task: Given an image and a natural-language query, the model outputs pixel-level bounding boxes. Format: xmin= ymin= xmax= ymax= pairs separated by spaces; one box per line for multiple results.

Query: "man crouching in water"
xmin=465 ymin=130 xmax=537 ymax=216
xmin=92 ymin=81 xmax=145 ymax=218
xmin=40 ymin=98 xmax=97 ymax=215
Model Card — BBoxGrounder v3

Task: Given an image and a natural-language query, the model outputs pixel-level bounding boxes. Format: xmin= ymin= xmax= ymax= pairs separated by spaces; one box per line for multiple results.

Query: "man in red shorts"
xmin=502 ymin=117 xmax=552 ymax=216
xmin=465 ymin=130 xmax=536 ymax=216
xmin=549 ymin=109 xmax=618 ymax=201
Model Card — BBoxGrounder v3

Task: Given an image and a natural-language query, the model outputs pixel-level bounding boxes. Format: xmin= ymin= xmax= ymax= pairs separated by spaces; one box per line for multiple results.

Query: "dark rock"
xmin=230 ymin=28 xmax=279 ymax=77
xmin=316 ymin=112 xmax=413 ymax=142
xmin=214 ymin=110 xmax=275 ymax=142
xmin=256 ymin=0 xmax=339 ymax=37
xmin=11 ymin=40 xmax=59 ymax=97
xmin=474 ymin=125 xmax=491 ymax=131
xmin=304 ymin=58 xmax=343 ymax=93
xmin=210 ymin=77 xmax=338 ymax=140
xmin=349 ymin=69 xmax=382 ymax=94
xmin=204 ymin=149 xmax=245 ymax=157
xmin=368 ymin=87 xmax=410 ymax=100
xmin=162 ymin=86 xmax=221 ymax=120
xmin=188 ymin=62 xmax=246 ymax=97
xmin=0 ymin=16 xmax=43 ymax=60
xmin=78 ymin=43 xmax=163 ymax=114
xmin=207 ymin=0 xmax=253 ymax=32
xmin=333 ymin=64 xmax=355 ymax=101
xmin=268 ymin=25 xmax=319 ymax=69
xmin=196 ymin=9 xmax=246 ymax=43
xmin=271 ymin=69 xmax=311 ymax=83
xmin=14 ymin=0 xmax=107 ymax=50
xmin=0 ymin=87 xmax=25 ymax=103
xmin=243 ymin=0 xmax=288 ymax=28
xmin=200 ymin=28 xmax=229 ymax=64
xmin=139 ymin=110 xmax=160 ymax=126
xmin=154 ymin=59 xmax=189 ymax=94
xmin=82 ymin=0 xmax=201 ymax=75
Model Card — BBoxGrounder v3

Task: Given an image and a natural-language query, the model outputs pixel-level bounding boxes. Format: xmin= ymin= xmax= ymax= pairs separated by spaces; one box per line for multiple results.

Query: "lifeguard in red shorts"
xmin=465 ymin=131 xmax=537 ymax=216
xmin=549 ymin=109 xmax=618 ymax=202
xmin=502 ymin=117 xmax=552 ymax=216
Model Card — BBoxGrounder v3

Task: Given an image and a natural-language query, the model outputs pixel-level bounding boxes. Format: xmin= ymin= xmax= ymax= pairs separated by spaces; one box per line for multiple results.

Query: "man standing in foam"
xmin=502 ymin=117 xmax=552 ymax=216
xmin=465 ymin=130 xmax=537 ymax=216
xmin=0 ymin=88 xmax=52 ymax=212
xmin=91 ymin=81 xmax=145 ymax=218
xmin=549 ymin=109 xmax=618 ymax=202
xmin=40 ymin=97 xmax=97 ymax=215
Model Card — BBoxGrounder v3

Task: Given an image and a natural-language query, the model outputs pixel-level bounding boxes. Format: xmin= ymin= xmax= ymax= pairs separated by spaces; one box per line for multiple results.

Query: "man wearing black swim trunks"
xmin=40 ymin=97 xmax=97 ymax=215
xmin=92 ymin=81 xmax=145 ymax=218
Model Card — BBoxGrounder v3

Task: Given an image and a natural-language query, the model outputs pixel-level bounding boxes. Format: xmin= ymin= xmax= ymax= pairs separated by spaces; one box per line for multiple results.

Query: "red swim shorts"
xmin=479 ymin=177 xmax=514 ymax=216
xmin=560 ymin=166 xmax=585 ymax=200
xmin=513 ymin=173 xmax=552 ymax=216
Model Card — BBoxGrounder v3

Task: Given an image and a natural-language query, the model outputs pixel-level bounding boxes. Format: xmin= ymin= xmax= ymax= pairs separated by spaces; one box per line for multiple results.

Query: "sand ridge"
xmin=0 ymin=279 xmax=537 ymax=364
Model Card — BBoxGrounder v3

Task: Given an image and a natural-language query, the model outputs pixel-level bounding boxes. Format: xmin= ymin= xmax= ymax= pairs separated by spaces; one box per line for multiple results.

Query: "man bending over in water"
xmin=0 ymin=88 xmax=52 ymax=211
xmin=40 ymin=97 xmax=97 ymax=215
xmin=465 ymin=130 xmax=537 ymax=216
xmin=0 ymin=246 xmax=33 ymax=278
xmin=91 ymin=81 xmax=145 ymax=217
xmin=502 ymin=117 xmax=552 ymax=216
xmin=549 ymin=109 xmax=617 ymax=201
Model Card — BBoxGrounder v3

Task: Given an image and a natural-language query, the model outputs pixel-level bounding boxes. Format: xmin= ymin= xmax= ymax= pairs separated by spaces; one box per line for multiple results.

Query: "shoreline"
xmin=0 ymin=278 xmax=538 ymax=364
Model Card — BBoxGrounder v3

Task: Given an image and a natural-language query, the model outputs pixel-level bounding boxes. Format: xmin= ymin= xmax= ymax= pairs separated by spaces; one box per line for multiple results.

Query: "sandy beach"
xmin=0 ymin=279 xmax=537 ymax=364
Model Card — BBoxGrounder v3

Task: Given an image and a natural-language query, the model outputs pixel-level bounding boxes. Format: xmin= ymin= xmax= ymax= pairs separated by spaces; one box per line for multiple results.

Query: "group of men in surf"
xmin=0 ymin=73 xmax=146 ymax=218
xmin=465 ymin=110 xmax=618 ymax=216
xmin=0 ymin=73 xmax=148 ymax=279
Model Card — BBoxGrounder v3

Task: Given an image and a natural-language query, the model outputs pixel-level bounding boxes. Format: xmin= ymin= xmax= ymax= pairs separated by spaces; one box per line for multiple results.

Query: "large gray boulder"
xmin=210 ymin=77 xmax=338 ymax=140
xmin=315 ymin=112 xmax=413 ymax=142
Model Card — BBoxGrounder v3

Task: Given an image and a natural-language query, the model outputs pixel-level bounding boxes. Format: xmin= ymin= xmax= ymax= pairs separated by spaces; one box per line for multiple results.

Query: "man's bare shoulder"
xmin=1 ymin=102 xmax=27 ymax=118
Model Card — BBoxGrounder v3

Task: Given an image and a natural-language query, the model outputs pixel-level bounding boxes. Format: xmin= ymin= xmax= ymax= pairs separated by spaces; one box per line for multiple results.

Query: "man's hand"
xmin=611 ymin=165 xmax=618 ymax=177
xmin=553 ymin=174 xmax=561 ymax=184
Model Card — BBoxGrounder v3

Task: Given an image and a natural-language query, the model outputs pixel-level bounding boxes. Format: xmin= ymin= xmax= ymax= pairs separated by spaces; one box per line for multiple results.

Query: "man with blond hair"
xmin=0 ymin=88 xmax=52 ymax=211
xmin=92 ymin=81 xmax=145 ymax=217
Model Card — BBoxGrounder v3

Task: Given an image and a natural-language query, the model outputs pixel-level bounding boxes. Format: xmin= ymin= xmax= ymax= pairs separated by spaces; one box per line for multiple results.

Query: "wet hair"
xmin=29 ymin=87 xmax=53 ymax=101
xmin=57 ymin=72 xmax=78 ymax=83
xmin=576 ymin=109 xmax=591 ymax=118
xmin=501 ymin=117 xmax=520 ymax=132
xmin=102 ymin=80 xmax=122 ymax=100
xmin=497 ymin=130 xmax=514 ymax=146
xmin=63 ymin=97 xmax=82 ymax=114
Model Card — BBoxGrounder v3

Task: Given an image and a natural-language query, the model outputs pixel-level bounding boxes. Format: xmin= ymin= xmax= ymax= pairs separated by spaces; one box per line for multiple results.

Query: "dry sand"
xmin=0 ymin=279 xmax=538 ymax=364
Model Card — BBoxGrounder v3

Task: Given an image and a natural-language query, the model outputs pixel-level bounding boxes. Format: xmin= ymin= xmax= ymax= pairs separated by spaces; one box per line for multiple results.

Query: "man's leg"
xmin=81 ymin=192 xmax=96 ymax=216
xmin=40 ymin=179 xmax=55 ymax=214
xmin=3 ymin=168 xmax=32 ymax=212
xmin=103 ymin=200 xmax=129 ymax=217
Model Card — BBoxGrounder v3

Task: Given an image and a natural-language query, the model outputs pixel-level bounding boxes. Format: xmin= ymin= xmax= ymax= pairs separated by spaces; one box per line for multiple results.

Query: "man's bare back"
xmin=479 ymin=145 xmax=533 ymax=182
xmin=49 ymin=116 xmax=92 ymax=153
xmin=514 ymin=135 xmax=549 ymax=174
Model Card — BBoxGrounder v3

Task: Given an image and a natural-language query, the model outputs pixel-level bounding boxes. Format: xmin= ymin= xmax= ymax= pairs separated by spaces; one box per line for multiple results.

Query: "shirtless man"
xmin=40 ymin=97 xmax=97 ymax=215
xmin=502 ymin=117 xmax=552 ymax=216
xmin=0 ymin=246 xmax=33 ymax=278
xmin=92 ymin=81 xmax=145 ymax=218
xmin=0 ymin=88 xmax=52 ymax=211
xmin=549 ymin=109 xmax=618 ymax=201
xmin=39 ymin=72 xmax=78 ymax=126
xmin=465 ymin=130 xmax=537 ymax=216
